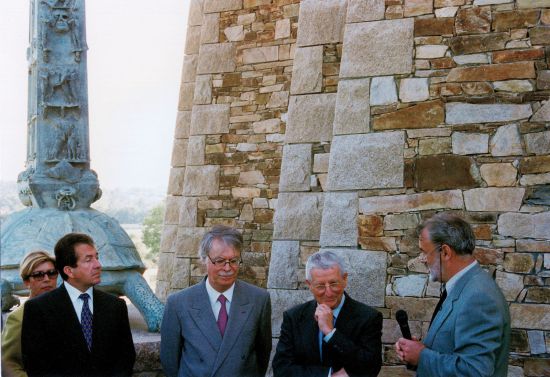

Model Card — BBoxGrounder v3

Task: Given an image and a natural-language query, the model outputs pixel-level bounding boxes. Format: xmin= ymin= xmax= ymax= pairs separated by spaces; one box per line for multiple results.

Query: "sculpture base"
xmin=0 ymin=207 xmax=164 ymax=331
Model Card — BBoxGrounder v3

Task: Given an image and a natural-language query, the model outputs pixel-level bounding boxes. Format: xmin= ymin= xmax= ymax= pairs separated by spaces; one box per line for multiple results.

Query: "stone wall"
xmin=159 ymin=0 xmax=550 ymax=375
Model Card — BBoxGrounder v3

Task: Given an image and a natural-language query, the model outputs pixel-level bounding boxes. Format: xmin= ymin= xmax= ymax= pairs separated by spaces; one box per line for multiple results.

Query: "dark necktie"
xmin=429 ymin=289 xmax=448 ymax=327
xmin=79 ymin=293 xmax=93 ymax=350
xmin=217 ymin=294 xmax=228 ymax=337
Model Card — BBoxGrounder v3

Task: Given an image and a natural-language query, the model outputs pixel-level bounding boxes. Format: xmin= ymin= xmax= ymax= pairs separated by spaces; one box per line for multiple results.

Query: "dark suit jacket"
xmin=21 ymin=284 xmax=135 ymax=377
xmin=272 ymin=292 xmax=382 ymax=377
xmin=160 ymin=278 xmax=272 ymax=377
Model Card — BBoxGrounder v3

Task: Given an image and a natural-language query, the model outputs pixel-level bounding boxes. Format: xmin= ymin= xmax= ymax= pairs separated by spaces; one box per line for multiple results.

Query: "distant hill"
xmin=0 ymin=181 xmax=165 ymax=224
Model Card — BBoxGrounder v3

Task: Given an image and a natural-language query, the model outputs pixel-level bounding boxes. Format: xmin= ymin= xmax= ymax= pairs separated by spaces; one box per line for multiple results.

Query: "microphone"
xmin=396 ymin=309 xmax=412 ymax=340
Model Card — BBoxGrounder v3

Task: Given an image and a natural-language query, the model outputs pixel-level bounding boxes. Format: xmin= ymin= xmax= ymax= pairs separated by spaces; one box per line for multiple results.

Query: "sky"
xmin=0 ymin=0 xmax=188 ymax=191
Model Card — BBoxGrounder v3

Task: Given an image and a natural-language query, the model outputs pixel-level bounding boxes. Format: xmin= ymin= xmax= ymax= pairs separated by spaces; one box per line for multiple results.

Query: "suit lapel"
xmin=210 ymin=281 xmax=253 ymax=376
xmin=188 ymin=280 xmax=223 ymax=352
xmin=424 ymin=264 xmax=481 ymax=346
xmin=299 ymin=300 xmax=322 ymax=364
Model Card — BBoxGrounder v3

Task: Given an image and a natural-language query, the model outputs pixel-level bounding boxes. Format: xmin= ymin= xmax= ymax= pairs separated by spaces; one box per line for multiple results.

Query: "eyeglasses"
xmin=310 ymin=282 xmax=344 ymax=294
xmin=28 ymin=269 xmax=58 ymax=281
xmin=207 ymin=255 xmax=242 ymax=268
xmin=419 ymin=245 xmax=442 ymax=262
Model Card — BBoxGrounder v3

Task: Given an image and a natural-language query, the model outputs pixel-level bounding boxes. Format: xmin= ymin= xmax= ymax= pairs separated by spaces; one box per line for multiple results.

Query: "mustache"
xmin=218 ymin=271 xmax=235 ymax=277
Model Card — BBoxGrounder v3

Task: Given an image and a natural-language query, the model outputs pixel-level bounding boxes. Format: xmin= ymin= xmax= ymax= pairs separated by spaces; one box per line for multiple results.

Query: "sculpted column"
xmin=1 ymin=0 xmax=164 ymax=332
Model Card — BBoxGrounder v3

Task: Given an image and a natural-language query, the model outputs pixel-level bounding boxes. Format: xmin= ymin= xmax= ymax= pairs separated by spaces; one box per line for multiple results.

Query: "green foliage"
xmin=142 ymin=203 xmax=165 ymax=261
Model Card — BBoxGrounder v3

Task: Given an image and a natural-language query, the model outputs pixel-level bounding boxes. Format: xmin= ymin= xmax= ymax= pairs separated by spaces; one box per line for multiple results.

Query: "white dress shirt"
xmin=205 ymin=279 xmax=235 ymax=320
xmin=64 ymin=282 xmax=94 ymax=323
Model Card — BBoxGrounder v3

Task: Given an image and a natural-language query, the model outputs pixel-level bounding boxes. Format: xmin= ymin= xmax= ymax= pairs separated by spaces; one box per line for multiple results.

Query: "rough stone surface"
xmin=464 ymin=188 xmax=525 ymax=211
xmin=418 ymin=137 xmax=452 ymax=155
xmin=333 ymin=78 xmax=371 ymax=135
xmin=320 ymin=193 xmax=358 ymax=247
xmin=449 ymin=33 xmax=509 ymax=55
xmin=447 ymin=62 xmax=536 ymax=82
xmin=370 ymin=77 xmax=398 ymax=106
xmin=525 ymin=131 xmax=550 ymax=155
xmin=193 ymin=75 xmax=212 ymax=105
xmin=495 ymin=271 xmax=524 ymax=301
xmin=456 ymin=6 xmax=490 ymax=34
xmin=518 ymin=0 xmax=550 ymax=8
xmin=201 ymin=13 xmax=219 ymax=44
xmin=290 ymin=46 xmax=323 ymax=95
xmin=520 ymin=156 xmax=550 ymax=174
xmin=197 ymin=43 xmax=236 ymax=74
xmin=504 ymin=253 xmax=535 ymax=273
xmin=393 ymin=275 xmax=428 ymax=297
xmin=267 ymin=241 xmax=300 ymax=289
xmin=446 ymin=103 xmax=533 ymax=124
xmin=373 ymin=100 xmax=445 ymax=130
xmin=243 ymin=46 xmax=278 ymax=64
xmin=275 ymin=18 xmax=291 ymax=40
xmin=414 ymin=17 xmax=454 ymax=36
xmin=182 ymin=165 xmax=220 ymax=196
xmin=451 ymin=132 xmax=489 ymax=155
xmin=360 ymin=190 xmax=464 ymax=214
xmin=386 ymin=296 xmax=440 ymax=322
xmin=453 ymin=53 xmax=489 ymax=65
xmin=190 ymin=104 xmax=230 ymax=135
xmin=181 ymin=55 xmax=199 ymax=83
xmin=269 ymin=289 xmax=313 ymax=337
xmin=531 ymin=27 xmax=550 ymax=45
xmin=384 ymin=214 xmax=419 ymax=230
xmin=285 ymin=94 xmax=336 ymax=143
xmin=273 ymin=193 xmax=324 ymax=240
xmin=493 ymin=80 xmax=534 ymax=92
xmin=340 ymin=19 xmax=414 ymax=78
xmin=313 ymin=153 xmax=330 ymax=173
xmin=174 ymin=227 xmax=208 ymax=257
xmin=171 ymin=139 xmax=188 ymax=167
xmin=186 ymin=136 xmax=205 ymax=166
xmin=346 ymin=0 xmax=385 ymax=22
xmin=490 ymin=124 xmax=523 ymax=157
xmin=279 ymin=144 xmax=312 ymax=192
xmin=296 ymin=0 xmax=347 ymax=47
xmin=480 ymin=163 xmax=517 ymax=186
xmin=416 ymin=155 xmax=479 ymax=190
xmin=416 ymin=45 xmax=449 ymax=59
xmin=404 ymin=0 xmax=433 ymax=17
xmin=204 ymin=0 xmax=242 ymax=13
xmin=224 ymin=25 xmax=245 ymax=42
xmin=399 ymin=78 xmax=429 ymax=103
xmin=327 ymin=132 xmax=404 ymax=190
xmin=178 ymin=197 xmax=198 ymax=227
xmin=492 ymin=48 xmax=544 ymax=64
xmin=185 ymin=26 xmax=201 ymax=55
xmin=323 ymin=248 xmax=387 ymax=307
xmin=498 ymin=212 xmax=550 ymax=239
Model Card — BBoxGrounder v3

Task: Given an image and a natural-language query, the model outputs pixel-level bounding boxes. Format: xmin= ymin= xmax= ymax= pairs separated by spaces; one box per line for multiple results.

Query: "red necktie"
xmin=217 ymin=294 xmax=228 ymax=337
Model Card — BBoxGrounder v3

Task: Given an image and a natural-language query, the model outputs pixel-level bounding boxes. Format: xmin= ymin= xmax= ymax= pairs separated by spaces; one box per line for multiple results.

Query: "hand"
xmin=395 ymin=337 xmax=424 ymax=366
xmin=331 ymin=368 xmax=349 ymax=377
xmin=314 ymin=304 xmax=334 ymax=335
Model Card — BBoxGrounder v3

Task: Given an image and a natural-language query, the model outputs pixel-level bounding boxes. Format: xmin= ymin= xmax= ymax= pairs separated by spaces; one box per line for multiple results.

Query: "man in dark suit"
xmin=395 ymin=213 xmax=510 ymax=376
xmin=160 ymin=225 xmax=272 ymax=377
xmin=272 ymin=250 xmax=382 ymax=377
xmin=22 ymin=233 xmax=135 ymax=377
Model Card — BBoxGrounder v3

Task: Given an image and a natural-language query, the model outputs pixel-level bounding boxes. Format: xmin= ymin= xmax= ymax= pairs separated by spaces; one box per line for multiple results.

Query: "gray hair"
xmin=305 ymin=250 xmax=347 ymax=281
xmin=198 ymin=225 xmax=243 ymax=261
xmin=417 ymin=213 xmax=476 ymax=256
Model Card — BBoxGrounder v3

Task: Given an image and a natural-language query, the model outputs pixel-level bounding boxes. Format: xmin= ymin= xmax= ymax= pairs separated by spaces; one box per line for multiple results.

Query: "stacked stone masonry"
xmin=159 ymin=0 xmax=550 ymax=375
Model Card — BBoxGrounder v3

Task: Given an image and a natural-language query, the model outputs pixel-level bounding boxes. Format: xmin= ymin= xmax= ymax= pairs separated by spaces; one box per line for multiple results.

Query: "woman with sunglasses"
xmin=1 ymin=251 xmax=58 ymax=377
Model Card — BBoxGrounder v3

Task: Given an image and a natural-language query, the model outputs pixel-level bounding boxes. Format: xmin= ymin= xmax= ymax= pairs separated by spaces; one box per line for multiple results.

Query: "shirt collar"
xmin=445 ymin=260 xmax=477 ymax=295
xmin=205 ymin=278 xmax=235 ymax=306
xmin=64 ymin=281 xmax=94 ymax=301
xmin=332 ymin=294 xmax=346 ymax=319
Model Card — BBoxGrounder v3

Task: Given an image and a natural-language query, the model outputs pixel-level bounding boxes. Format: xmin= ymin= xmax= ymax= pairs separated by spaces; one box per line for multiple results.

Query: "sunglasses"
xmin=28 ymin=269 xmax=59 ymax=281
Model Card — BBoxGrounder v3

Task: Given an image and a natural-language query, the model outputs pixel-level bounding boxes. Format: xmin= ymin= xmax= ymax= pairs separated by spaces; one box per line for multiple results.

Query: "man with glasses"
xmin=272 ymin=250 xmax=382 ymax=377
xmin=395 ymin=213 xmax=510 ymax=376
xmin=21 ymin=233 xmax=135 ymax=376
xmin=161 ymin=225 xmax=271 ymax=377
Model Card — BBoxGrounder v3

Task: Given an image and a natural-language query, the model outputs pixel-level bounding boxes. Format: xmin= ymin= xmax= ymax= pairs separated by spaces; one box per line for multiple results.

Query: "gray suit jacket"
xmin=418 ymin=263 xmax=511 ymax=377
xmin=160 ymin=279 xmax=272 ymax=377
